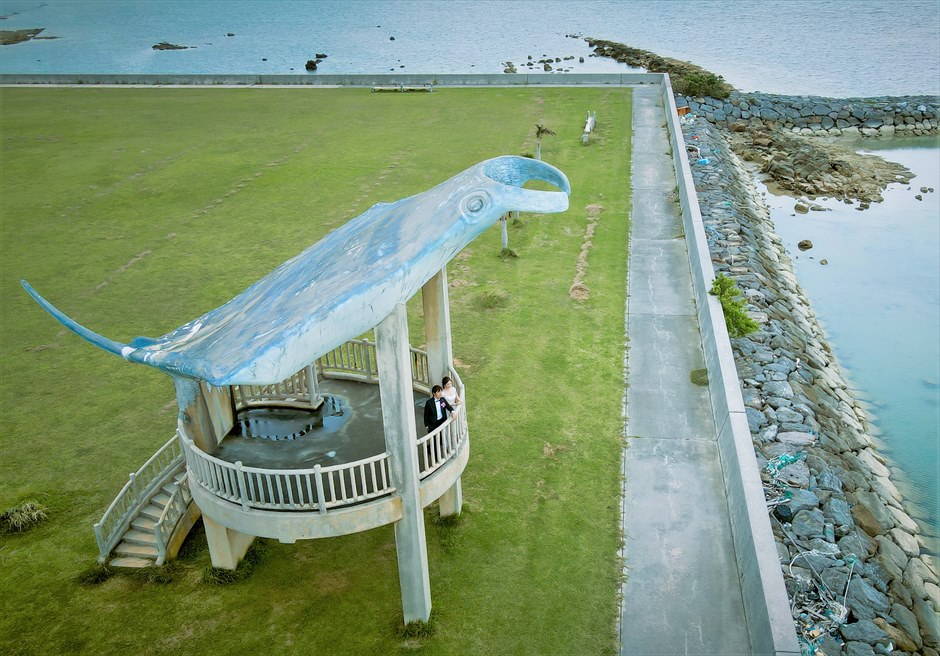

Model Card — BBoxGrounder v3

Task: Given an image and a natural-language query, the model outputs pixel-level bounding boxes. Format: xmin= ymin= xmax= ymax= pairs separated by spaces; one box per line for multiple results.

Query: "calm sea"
xmin=2 ymin=0 xmax=938 ymax=539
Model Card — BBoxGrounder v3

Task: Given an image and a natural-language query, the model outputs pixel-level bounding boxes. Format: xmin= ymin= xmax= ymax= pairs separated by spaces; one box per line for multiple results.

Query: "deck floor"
xmin=213 ymin=379 xmax=428 ymax=470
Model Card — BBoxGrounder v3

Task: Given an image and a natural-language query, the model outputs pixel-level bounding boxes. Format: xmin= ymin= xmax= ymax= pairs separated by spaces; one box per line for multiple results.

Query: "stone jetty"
xmin=677 ymin=92 xmax=936 ymax=204
xmin=683 ymin=116 xmax=939 ymax=655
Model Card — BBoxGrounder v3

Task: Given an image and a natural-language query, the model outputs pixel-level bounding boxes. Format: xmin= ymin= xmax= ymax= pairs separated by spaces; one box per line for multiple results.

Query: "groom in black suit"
xmin=423 ymin=384 xmax=454 ymax=434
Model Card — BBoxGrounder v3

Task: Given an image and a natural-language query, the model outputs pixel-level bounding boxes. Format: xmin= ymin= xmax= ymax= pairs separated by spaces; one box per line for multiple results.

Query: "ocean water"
xmin=765 ymin=139 xmax=940 ymax=547
xmin=2 ymin=0 xmax=938 ymax=537
xmin=1 ymin=0 xmax=939 ymax=97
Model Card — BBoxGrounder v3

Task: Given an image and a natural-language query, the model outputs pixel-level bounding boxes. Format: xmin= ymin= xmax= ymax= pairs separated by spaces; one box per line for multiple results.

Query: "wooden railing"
xmin=181 ymin=435 xmax=395 ymax=512
xmin=153 ymin=478 xmax=192 ymax=565
xmin=417 ymin=367 xmax=468 ymax=478
xmin=233 ymin=367 xmax=313 ymax=408
xmin=317 ymin=338 xmax=378 ymax=382
xmin=93 ymin=434 xmax=183 ymax=563
xmin=314 ymin=338 xmax=431 ymax=391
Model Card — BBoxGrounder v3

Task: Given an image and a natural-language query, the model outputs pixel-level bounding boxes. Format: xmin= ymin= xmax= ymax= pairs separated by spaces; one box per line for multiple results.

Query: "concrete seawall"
xmin=0 ymin=72 xmax=661 ymax=87
xmin=661 ymin=76 xmax=800 ymax=655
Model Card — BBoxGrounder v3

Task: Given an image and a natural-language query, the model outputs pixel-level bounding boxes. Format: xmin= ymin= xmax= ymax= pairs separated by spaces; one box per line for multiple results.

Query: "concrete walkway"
xmin=620 ymin=86 xmax=751 ymax=654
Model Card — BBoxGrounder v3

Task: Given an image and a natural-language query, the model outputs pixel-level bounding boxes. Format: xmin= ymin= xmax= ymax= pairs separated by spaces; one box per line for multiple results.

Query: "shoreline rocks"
xmin=679 ymin=91 xmax=934 ymax=203
xmin=684 ymin=116 xmax=938 ymax=655
xmin=586 ymin=35 xmax=937 ymax=205
xmin=152 ymin=42 xmax=190 ymax=51
xmin=678 ymin=91 xmax=939 ymax=139
xmin=584 ymin=36 xmax=733 ymax=97
xmin=1 ymin=28 xmax=54 ymax=45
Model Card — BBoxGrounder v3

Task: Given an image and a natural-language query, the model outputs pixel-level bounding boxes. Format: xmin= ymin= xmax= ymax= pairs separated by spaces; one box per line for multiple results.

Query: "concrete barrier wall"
xmin=0 ymin=72 xmax=662 ymax=87
xmin=660 ymin=74 xmax=801 ymax=656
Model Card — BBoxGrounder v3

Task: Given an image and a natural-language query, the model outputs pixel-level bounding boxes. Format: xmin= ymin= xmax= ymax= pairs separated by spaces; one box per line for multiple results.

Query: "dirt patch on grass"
xmin=94 ymin=249 xmax=152 ymax=292
xmin=543 ymin=442 xmax=567 ymax=458
xmin=569 ymin=204 xmax=604 ymax=301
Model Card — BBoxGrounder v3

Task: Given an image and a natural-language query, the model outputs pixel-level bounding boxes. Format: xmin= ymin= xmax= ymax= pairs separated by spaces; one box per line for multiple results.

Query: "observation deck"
xmin=181 ymin=341 xmax=469 ymax=543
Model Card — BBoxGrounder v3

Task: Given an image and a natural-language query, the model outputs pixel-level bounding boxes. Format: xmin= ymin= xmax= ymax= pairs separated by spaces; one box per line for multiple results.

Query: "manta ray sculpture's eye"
xmin=460 ymin=191 xmax=491 ymax=223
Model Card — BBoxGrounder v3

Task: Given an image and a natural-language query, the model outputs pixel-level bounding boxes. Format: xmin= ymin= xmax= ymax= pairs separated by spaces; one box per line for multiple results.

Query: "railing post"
xmin=154 ymin=516 xmax=167 ymax=564
xmin=305 ymin=364 xmax=323 ymax=409
xmin=314 ymin=464 xmax=327 ymax=514
xmin=235 ymin=461 xmax=249 ymax=510
xmin=94 ymin=523 xmax=107 ymax=563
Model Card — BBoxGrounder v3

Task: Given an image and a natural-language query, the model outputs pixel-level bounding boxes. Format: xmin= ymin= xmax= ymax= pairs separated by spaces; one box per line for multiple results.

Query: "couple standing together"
xmin=423 ymin=376 xmax=461 ymax=434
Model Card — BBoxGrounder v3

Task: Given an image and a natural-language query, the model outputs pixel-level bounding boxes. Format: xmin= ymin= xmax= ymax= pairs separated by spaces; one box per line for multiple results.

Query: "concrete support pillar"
xmin=421 ymin=268 xmax=462 ymax=518
xmin=202 ymin=515 xmax=255 ymax=570
xmin=421 ymin=267 xmax=454 ymax=387
xmin=305 ymin=364 xmax=324 ymax=409
xmin=172 ymin=376 xmax=221 ymax=452
xmin=439 ymin=478 xmax=463 ymax=517
xmin=375 ymin=304 xmax=432 ymax=623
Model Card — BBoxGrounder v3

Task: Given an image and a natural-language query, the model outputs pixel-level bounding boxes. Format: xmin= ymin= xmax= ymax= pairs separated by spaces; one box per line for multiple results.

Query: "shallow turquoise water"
xmin=765 ymin=138 xmax=940 ymax=549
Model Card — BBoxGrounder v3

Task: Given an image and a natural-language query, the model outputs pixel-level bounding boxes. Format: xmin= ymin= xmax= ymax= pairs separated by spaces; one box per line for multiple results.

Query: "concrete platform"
xmin=213 ymin=379 xmax=430 ymax=470
xmin=620 ymin=86 xmax=750 ymax=654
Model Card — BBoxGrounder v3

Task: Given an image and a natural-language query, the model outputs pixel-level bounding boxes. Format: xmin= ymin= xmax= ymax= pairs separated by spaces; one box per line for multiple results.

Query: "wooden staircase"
xmin=95 ymin=433 xmax=202 ymax=569
xmin=108 ymin=470 xmax=192 ymax=568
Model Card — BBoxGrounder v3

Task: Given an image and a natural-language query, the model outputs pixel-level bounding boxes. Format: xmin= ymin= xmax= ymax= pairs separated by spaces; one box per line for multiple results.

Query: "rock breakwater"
xmin=679 ymin=92 xmax=936 ymax=204
xmin=683 ymin=116 xmax=940 ymax=655
xmin=678 ymin=92 xmax=939 ymax=139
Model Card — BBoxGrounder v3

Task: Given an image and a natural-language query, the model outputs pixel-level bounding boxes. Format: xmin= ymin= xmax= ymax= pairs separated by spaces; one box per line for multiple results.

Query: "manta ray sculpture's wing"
xmin=23 ymin=155 xmax=570 ymax=386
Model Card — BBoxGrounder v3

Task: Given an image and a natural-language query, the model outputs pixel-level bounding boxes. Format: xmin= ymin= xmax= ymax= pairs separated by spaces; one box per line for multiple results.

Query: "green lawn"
xmin=0 ymin=86 xmax=631 ymax=655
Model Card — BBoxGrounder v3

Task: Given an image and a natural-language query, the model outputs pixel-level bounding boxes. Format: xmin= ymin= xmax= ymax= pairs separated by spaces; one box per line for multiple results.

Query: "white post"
xmin=421 ymin=269 xmax=463 ymax=518
xmin=305 ymin=364 xmax=323 ymax=409
xmin=375 ymin=304 xmax=432 ymax=623
xmin=500 ymin=215 xmax=509 ymax=250
xmin=421 ymin=268 xmax=453 ymax=387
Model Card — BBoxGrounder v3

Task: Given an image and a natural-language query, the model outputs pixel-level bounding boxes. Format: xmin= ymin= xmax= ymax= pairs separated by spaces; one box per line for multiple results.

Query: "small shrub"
xmin=202 ymin=566 xmax=240 ymax=584
xmin=75 ymin=564 xmax=113 ymax=585
xmin=478 ymin=287 xmax=508 ymax=309
xmin=0 ymin=499 xmax=48 ymax=534
xmin=201 ymin=539 xmax=269 ymax=584
xmin=397 ymin=618 xmax=435 ymax=638
xmin=673 ymin=72 xmax=731 ymax=99
xmin=689 ymin=368 xmax=709 ymax=386
xmin=131 ymin=564 xmax=176 ymax=585
xmin=709 ymin=274 xmax=759 ymax=338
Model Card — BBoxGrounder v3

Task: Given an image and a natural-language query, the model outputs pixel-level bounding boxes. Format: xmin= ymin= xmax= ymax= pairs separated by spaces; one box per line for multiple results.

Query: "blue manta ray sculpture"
xmin=23 ymin=156 xmax=570 ymax=386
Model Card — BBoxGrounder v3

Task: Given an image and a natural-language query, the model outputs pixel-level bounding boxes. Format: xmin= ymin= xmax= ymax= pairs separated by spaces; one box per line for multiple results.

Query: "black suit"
xmin=423 ymin=396 xmax=454 ymax=433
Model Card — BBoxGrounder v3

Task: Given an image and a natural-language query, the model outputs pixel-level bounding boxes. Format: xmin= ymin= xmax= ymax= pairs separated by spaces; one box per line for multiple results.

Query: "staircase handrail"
xmin=153 ymin=477 xmax=192 ymax=565
xmin=93 ymin=433 xmax=183 ymax=563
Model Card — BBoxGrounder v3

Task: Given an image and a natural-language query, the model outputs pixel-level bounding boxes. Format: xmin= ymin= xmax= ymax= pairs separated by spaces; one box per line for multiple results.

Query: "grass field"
xmin=0 ymin=86 xmax=631 ymax=655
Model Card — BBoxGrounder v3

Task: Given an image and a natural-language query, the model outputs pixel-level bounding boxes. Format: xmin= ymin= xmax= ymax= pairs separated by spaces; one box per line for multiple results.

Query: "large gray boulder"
xmin=840 ymin=619 xmax=889 ymax=645
xmin=913 ymin=596 xmax=940 ymax=648
xmin=792 ymin=508 xmax=826 ymax=538
xmin=890 ymin=602 xmax=923 ymax=650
